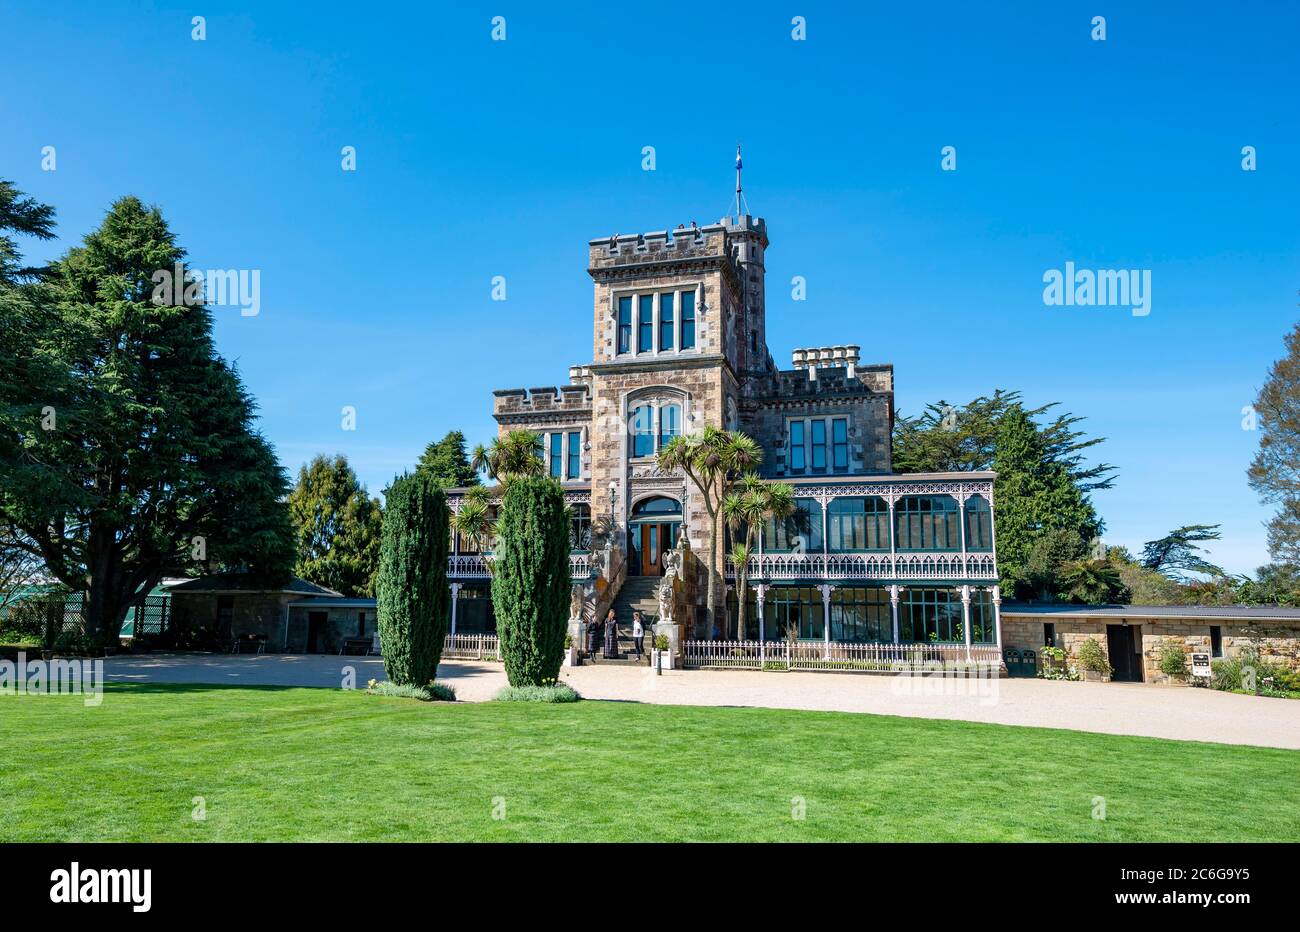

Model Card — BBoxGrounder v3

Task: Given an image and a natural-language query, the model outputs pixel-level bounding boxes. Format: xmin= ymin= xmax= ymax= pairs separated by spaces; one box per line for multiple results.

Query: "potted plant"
xmin=1158 ymin=640 xmax=1189 ymax=684
xmin=1076 ymin=637 xmax=1112 ymax=682
xmin=562 ymin=633 xmax=577 ymax=667
xmin=650 ymin=633 xmax=673 ymax=670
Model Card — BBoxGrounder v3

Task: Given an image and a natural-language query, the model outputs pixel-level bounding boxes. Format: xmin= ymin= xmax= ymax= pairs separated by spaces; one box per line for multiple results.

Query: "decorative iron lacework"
xmin=448 ymin=490 xmax=591 ymax=512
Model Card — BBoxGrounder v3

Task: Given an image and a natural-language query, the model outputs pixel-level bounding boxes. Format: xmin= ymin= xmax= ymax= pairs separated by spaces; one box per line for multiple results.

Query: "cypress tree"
xmin=375 ymin=472 xmax=450 ymax=686
xmin=491 ymin=476 xmax=570 ymax=686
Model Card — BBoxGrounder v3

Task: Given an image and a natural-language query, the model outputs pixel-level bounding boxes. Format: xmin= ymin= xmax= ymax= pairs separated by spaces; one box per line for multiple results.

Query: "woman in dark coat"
xmin=585 ymin=616 xmax=602 ymax=657
xmin=603 ymin=609 xmax=619 ymax=659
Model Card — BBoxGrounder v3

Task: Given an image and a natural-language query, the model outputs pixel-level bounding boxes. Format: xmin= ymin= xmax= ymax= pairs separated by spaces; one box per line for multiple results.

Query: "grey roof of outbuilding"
xmin=164 ymin=575 xmax=342 ymax=597
xmin=288 ymin=596 xmax=377 ymax=608
xmin=1001 ymin=602 xmax=1300 ymax=620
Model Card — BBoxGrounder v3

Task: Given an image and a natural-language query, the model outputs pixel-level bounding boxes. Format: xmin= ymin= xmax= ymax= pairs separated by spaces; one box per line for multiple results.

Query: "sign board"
xmin=1191 ymin=652 xmax=1212 ymax=678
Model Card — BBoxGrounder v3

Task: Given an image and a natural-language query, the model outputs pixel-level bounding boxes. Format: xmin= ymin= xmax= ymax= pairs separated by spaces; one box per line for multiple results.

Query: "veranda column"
xmin=991 ymin=584 xmax=1003 ymax=653
xmin=889 ymin=584 xmax=901 ymax=644
xmin=960 ymin=584 xmax=972 ymax=664
xmin=756 ymin=584 xmax=767 ymax=663
xmin=887 ymin=493 xmax=897 ymax=577
xmin=449 ymin=582 xmax=461 ymax=636
xmin=818 ymin=584 xmax=834 ymax=658
xmin=957 ymin=491 xmax=969 ymax=576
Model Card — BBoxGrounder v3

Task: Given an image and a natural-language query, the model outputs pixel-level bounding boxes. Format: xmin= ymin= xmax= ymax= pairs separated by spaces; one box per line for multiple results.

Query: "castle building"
xmin=446 ymin=174 xmax=1002 ymax=657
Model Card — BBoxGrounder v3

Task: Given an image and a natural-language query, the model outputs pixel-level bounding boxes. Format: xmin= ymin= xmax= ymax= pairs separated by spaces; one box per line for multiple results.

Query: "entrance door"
xmin=1106 ymin=624 xmax=1141 ymax=682
xmin=307 ymin=611 xmax=328 ymax=653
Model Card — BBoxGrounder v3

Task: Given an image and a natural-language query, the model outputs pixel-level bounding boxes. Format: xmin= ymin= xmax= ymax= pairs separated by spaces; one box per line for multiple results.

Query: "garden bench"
xmin=339 ymin=637 xmax=371 ymax=656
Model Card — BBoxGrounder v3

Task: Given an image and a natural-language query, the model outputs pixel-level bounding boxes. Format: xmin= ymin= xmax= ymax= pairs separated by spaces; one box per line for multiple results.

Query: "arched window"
xmin=659 ymin=404 xmax=681 ymax=449
xmin=763 ymin=498 xmax=823 ymax=553
xmin=630 ymin=405 xmax=654 ymax=458
xmin=569 ymin=504 xmax=592 ymax=552
xmin=632 ymin=496 xmax=682 ymax=518
xmin=964 ymin=495 xmax=993 ymax=551
xmin=894 ymin=495 xmax=960 ymax=551
xmin=827 ymin=497 xmax=890 ymax=552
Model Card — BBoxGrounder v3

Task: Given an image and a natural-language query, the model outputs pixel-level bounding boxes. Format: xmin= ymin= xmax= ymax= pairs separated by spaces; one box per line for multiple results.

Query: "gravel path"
xmin=101 ymin=653 xmax=1300 ymax=750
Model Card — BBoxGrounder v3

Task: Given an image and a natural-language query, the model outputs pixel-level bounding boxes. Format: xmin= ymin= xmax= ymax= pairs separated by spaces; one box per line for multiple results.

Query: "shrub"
xmin=1075 ymin=637 xmax=1112 ymax=675
xmin=491 ymin=477 xmax=570 ymax=686
xmin=492 ymin=683 xmax=581 ymax=703
xmin=1212 ymin=647 xmax=1291 ymax=694
xmin=1158 ymin=640 xmax=1189 ymax=678
xmin=365 ymin=679 xmax=456 ymax=701
xmin=653 ymin=633 xmax=670 ymax=651
xmin=375 ymin=472 xmax=450 ymax=686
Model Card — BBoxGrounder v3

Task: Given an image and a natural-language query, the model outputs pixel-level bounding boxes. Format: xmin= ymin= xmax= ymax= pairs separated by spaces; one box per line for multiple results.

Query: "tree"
xmin=451 ymin=484 xmax=496 ymax=554
xmin=0 ymin=180 xmax=55 ymax=285
xmin=375 ymin=471 xmax=450 ymax=686
xmin=659 ymin=428 xmax=762 ymax=635
xmin=0 ymin=195 xmax=295 ymax=643
xmin=1248 ymin=320 xmax=1300 ymax=562
xmin=416 ymin=430 xmax=479 ymax=489
xmin=471 ymin=429 xmax=544 ymax=486
xmin=1023 ymin=528 xmax=1088 ymax=600
xmin=1140 ymin=525 xmax=1223 ymax=580
xmin=0 ymin=527 xmax=44 ymax=611
xmin=491 ymin=476 xmax=570 ymax=686
xmin=991 ymin=408 xmax=1104 ymax=599
xmin=894 ymin=391 xmax=1112 ymax=600
xmin=723 ymin=474 xmax=793 ymax=640
xmin=287 ymin=454 xmax=383 ymax=596
xmin=1057 ymin=558 xmax=1124 ymax=604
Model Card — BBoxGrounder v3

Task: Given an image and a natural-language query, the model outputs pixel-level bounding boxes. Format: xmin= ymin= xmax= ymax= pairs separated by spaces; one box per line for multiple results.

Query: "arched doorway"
xmin=628 ymin=495 xmax=682 ymax=576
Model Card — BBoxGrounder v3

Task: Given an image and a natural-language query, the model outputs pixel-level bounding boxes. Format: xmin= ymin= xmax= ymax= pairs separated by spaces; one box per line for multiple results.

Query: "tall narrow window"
xmin=810 ymin=420 xmax=827 ymax=471
xmin=638 ymin=295 xmax=654 ymax=353
xmin=789 ymin=421 xmax=806 ymax=472
xmin=680 ymin=290 xmax=696 ymax=349
xmin=631 ymin=406 xmax=654 ymax=458
xmin=659 ymin=292 xmax=674 ymax=351
xmin=617 ymin=296 xmax=632 ymax=355
xmin=566 ymin=431 xmax=581 ymax=479
xmin=964 ymin=496 xmax=993 ymax=551
xmin=659 ymin=404 xmax=680 ymax=449
xmin=832 ymin=418 xmax=849 ymax=470
xmin=549 ymin=433 xmax=563 ymax=478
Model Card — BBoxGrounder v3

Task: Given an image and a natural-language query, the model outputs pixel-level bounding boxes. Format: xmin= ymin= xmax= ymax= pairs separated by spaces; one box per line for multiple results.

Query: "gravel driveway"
xmin=102 ymin=653 xmax=1300 ymax=750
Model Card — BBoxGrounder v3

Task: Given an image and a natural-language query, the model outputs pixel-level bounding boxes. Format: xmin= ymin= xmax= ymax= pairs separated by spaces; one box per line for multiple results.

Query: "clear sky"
xmin=3 ymin=1 xmax=1298 ymax=574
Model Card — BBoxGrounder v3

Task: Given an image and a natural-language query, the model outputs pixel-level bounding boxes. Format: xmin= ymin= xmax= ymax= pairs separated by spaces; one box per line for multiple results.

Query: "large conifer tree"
xmin=0 ymin=195 xmax=295 ymax=643
xmin=491 ymin=476 xmax=569 ymax=686
xmin=288 ymin=454 xmax=383 ymax=596
xmin=375 ymin=472 xmax=450 ymax=685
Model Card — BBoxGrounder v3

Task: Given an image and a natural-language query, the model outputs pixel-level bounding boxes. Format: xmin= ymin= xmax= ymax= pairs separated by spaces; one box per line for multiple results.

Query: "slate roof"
xmin=1002 ymin=602 xmax=1300 ymax=620
xmin=164 ymin=575 xmax=342 ymax=597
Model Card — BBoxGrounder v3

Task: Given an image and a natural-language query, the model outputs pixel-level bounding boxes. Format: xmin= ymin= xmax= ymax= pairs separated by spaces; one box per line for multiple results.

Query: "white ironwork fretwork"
xmin=726 ymin=552 xmax=998 ymax=582
xmin=448 ymin=554 xmax=593 ymax=580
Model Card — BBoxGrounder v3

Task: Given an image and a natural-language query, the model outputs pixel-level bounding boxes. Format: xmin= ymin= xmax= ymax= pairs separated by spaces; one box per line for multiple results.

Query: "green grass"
xmin=2 ymin=684 xmax=1297 ymax=841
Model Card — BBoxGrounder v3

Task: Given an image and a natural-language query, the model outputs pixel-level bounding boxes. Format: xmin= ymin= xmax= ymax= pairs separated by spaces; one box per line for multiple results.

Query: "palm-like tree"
xmin=658 ymin=427 xmax=764 ymax=636
xmin=724 ymin=475 xmax=794 ymax=640
xmin=1058 ymin=558 xmax=1123 ymax=604
xmin=452 ymin=484 xmax=497 ymax=557
xmin=473 ymin=429 xmax=545 ymax=485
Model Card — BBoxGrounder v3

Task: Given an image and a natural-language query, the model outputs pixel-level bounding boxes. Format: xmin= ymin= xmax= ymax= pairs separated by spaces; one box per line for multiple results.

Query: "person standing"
xmin=632 ymin=611 xmax=645 ymax=660
xmin=603 ymin=608 xmax=619 ymax=659
xmin=585 ymin=615 xmax=602 ymax=660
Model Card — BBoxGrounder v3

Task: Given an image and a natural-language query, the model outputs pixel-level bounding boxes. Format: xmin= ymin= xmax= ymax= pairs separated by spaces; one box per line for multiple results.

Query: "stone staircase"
xmin=587 ymin=576 xmax=660 ymax=666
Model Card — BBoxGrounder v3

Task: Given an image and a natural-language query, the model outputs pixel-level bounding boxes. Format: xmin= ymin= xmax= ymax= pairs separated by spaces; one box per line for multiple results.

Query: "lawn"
xmin=3 ymin=684 xmax=1298 ymax=841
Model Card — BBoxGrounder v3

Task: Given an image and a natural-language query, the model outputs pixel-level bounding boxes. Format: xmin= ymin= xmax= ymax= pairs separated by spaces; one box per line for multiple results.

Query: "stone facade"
xmin=444 ymin=206 xmax=1001 ymax=649
xmin=1002 ymin=609 xmax=1300 ymax=683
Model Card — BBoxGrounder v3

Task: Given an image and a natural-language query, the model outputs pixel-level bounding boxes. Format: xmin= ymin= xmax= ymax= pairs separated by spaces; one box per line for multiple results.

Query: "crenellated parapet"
xmin=587 ymin=223 xmax=742 ymax=285
xmin=493 ymin=384 xmax=592 ymax=419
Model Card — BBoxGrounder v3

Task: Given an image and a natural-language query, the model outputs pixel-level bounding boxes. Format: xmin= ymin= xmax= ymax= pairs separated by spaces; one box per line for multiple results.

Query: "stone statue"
xmin=569 ymin=583 xmax=584 ymax=623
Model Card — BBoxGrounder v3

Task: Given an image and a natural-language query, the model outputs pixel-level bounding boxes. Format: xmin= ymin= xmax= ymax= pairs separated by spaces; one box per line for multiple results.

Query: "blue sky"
xmin=3 ymin=1 xmax=1298 ymax=574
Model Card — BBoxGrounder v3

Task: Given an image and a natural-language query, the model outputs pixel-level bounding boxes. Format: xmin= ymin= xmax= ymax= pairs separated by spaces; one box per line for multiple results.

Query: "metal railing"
xmin=448 ymin=554 xmax=594 ymax=581
xmin=682 ymin=638 xmax=1002 ymax=672
xmin=725 ymin=552 xmax=997 ymax=581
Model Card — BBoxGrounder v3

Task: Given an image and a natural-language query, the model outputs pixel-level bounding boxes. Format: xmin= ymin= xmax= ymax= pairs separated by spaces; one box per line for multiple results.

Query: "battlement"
xmin=493 ymin=383 xmax=592 ymax=417
xmin=769 ymin=354 xmax=893 ymax=397
xmin=587 ymin=222 xmax=734 ymax=272
xmin=722 ymin=213 xmax=768 ymax=245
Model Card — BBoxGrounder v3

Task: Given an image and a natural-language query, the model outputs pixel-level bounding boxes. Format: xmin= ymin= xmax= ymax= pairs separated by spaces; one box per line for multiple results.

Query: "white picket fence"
xmin=682 ymin=639 xmax=1001 ymax=673
xmin=442 ymin=633 xmax=501 ymax=661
